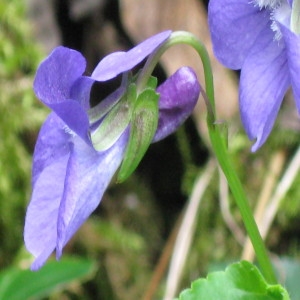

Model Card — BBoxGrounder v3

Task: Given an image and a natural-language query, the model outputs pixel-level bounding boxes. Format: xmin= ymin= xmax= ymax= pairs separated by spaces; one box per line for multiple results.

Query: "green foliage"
xmin=80 ymin=217 xmax=146 ymax=253
xmin=276 ymin=161 xmax=300 ymax=225
xmin=0 ymin=257 xmax=96 ymax=300
xmin=177 ymin=261 xmax=290 ymax=300
xmin=65 ymin=175 xmax=164 ymax=299
xmin=0 ymin=0 xmax=47 ymax=266
xmin=2 ymin=1 xmax=300 ymax=299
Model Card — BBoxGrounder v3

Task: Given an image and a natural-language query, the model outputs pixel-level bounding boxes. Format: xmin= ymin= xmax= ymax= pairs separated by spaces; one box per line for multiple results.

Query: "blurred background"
xmin=1 ymin=0 xmax=300 ymax=299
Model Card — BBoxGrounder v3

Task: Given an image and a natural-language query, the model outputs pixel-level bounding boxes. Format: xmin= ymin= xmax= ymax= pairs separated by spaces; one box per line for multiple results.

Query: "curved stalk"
xmin=138 ymin=31 xmax=277 ymax=284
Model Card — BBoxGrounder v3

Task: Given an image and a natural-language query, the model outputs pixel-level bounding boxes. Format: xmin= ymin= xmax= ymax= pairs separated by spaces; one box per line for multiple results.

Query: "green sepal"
xmin=87 ymin=91 xmax=123 ymax=125
xmin=91 ymin=83 xmax=137 ymax=151
xmin=132 ymin=71 xmax=158 ymax=90
xmin=117 ymin=88 xmax=159 ymax=182
xmin=146 ymin=76 xmax=158 ymax=90
xmin=177 ymin=261 xmax=290 ymax=300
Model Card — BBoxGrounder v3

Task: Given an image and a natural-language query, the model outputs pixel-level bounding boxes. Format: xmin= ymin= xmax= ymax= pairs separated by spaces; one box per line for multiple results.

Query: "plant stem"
xmin=208 ymin=123 xmax=276 ymax=284
xmin=141 ymin=31 xmax=277 ymax=283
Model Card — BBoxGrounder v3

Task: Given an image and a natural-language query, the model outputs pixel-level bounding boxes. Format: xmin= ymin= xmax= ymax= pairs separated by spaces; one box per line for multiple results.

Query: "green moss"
xmin=0 ymin=0 xmax=47 ymax=266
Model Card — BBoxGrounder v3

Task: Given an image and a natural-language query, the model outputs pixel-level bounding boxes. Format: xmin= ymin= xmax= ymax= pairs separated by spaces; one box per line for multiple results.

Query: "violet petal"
xmin=32 ymin=113 xmax=71 ymax=187
xmin=280 ymin=24 xmax=300 ymax=111
xmin=91 ymin=31 xmax=172 ymax=81
xmin=49 ymin=101 xmax=91 ymax=144
xmin=208 ymin=0 xmax=270 ymax=69
xmin=239 ymin=28 xmax=290 ymax=151
xmin=70 ymin=76 xmax=95 ymax=110
xmin=33 ymin=46 xmax=92 ymax=143
xmin=24 ymin=154 xmax=70 ymax=270
xmin=56 ymin=129 xmax=129 ymax=257
xmin=153 ymin=67 xmax=200 ymax=142
xmin=34 ymin=47 xmax=86 ymax=104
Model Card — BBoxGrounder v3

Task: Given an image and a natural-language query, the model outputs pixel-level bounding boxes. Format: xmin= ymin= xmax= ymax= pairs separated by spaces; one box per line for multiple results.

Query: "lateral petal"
xmin=280 ymin=24 xmax=300 ymax=111
xmin=49 ymin=101 xmax=91 ymax=144
xmin=208 ymin=0 xmax=270 ymax=69
xmin=239 ymin=28 xmax=290 ymax=151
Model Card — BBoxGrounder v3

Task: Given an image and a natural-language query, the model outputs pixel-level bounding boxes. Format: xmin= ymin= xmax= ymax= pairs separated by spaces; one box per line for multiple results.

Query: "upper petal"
xmin=91 ymin=30 xmax=172 ymax=81
xmin=239 ymin=28 xmax=290 ymax=151
xmin=34 ymin=46 xmax=87 ymax=105
xmin=34 ymin=47 xmax=92 ymax=143
xmin=56 ymin=129 xmax=129 ymax=257
xmin=280 ymin=24 xmax=300 ymax=111
xmin=153 ymin=67 xmax=200 ymax=142
xmin=208 ymin=0 xmax=270 ymax=69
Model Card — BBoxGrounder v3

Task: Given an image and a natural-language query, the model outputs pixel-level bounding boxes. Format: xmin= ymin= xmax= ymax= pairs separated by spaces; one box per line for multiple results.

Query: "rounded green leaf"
xmin=177 ymin=261 xmax=290 ymax=300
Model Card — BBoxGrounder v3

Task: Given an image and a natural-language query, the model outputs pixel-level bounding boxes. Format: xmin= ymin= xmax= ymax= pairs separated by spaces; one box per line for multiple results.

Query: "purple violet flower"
xmin=208 ymin=0 xmax=300 ymax=151
xmin=24 ymin=31 xmax=201 ymax=270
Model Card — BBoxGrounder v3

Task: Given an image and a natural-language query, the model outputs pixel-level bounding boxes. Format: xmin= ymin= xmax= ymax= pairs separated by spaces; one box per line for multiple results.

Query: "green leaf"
xmin=91 ymin=84 xmax=136 ymax=151
xmin=0 ymin=257 xmax=96 ymax=300
xmin=177 ymin=261 xmax=290 ymax=300
xmin=117 ymin=88 xmax=159 ymax=182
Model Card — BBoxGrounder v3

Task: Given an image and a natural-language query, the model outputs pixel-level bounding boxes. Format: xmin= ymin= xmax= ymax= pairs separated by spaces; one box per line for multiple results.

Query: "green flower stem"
xmin=137 ymin=32 xmax=215 ymax=117
xmin=139 ymin=31 xmax=277 ymax=284
xmin=208 ymin=125 xmax=277 ymax=284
